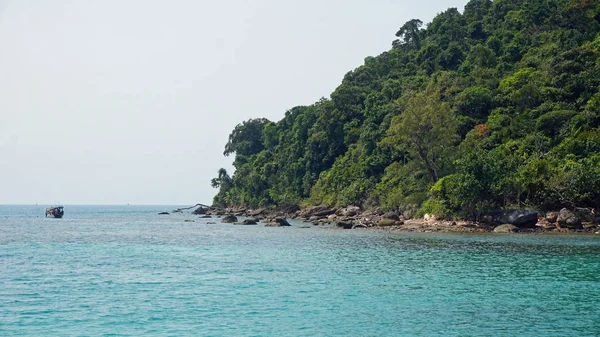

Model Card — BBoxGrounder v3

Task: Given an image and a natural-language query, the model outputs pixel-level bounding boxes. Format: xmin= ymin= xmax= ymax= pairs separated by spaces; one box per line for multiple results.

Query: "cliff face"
xmin=212 ymin=0 xmax=600 ymax=217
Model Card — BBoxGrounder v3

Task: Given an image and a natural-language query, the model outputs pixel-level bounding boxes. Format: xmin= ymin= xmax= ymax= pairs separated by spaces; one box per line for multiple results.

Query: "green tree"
xmin=393 ymin=19 xmax=423 ymax=49
xmin=382 ymin=81 xmax=459 ymax=182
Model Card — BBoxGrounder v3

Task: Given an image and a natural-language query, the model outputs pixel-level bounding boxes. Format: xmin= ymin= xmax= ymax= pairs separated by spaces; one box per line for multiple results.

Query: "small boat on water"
xmin=46 ymin=206 xmax=64 ymax=218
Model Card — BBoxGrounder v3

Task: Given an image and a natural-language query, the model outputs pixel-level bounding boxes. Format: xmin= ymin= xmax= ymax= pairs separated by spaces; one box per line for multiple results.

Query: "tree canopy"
xmin=211 ymin=0 xmax=600 ymax=218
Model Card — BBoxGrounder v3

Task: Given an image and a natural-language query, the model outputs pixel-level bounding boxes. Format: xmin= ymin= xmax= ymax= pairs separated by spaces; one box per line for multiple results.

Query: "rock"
xmin=199 ymin=215 xmax=212 ymax=218
xmin=494 ymin=224 xmax=519 ymax=233
xmin=377 ymin=219 xmax=397 ymax=227
xmin=545 ymin=212 xmax=558 ymax=223
xmin=221 ymin=215 xmax=238 ymax=223
xmin=248 ymin=208 xmax=266 ymax=216
xmin=158 ymin=212 xmax=169 ymax=215
xmin=192 ymin=207 xmax=206 ymax=215
xmin=480 ymin=215 xmax=494 ymax=224
xmin=337 ymin=206 xmax=361 ymax=217
xmin=557 ymin=208 xmax=582 ymax=229
xmin=234 ymin=219 xmax=258 ymax=225
xmin=336 ymin=221 xmax=354 ymax=229
xmin=382 ymin=212 xmax=400 ymax=221
xmin=299 ymin=206 xmax=336 ymax=219
xmin=265 ymin=218 xmax=291 ymax=227
xmin=487 ymin=210 xmax=538 ymax=228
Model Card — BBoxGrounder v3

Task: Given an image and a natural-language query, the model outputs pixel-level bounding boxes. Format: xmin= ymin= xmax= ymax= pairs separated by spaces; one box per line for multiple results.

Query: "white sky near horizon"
xmin=0 ymin=0 xmax=469 ymax=205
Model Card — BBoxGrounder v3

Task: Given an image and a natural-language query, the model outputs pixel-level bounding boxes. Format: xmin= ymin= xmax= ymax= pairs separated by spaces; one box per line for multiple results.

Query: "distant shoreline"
xmin=198 ymin=205 xmax=600 ymax=235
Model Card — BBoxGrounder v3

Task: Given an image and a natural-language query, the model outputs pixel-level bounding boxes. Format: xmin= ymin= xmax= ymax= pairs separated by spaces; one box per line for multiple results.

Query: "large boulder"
xmin=494 ymin=224 xmax=519 ymax=233
xmin=193 ymin=207 xmax=206 ymax=215
xmin=557 ymin=208 xmax=582 ymax=229
xmin=382 ymin=212 xmax=400 ymax=221
xmin=337 ymin=206 xmax=361 ymax=217
xmin=265 ymin=218 xmax=291 ymax=227
xmin=299 ymin=206 xmax=336 ymax=219
xmin=488 ymin=210 xmax=538 ymax=228
xmin=336 ymin=220 xmax=354 ymax=229
xmin=221 ymin=215 xmax=238 ymax=223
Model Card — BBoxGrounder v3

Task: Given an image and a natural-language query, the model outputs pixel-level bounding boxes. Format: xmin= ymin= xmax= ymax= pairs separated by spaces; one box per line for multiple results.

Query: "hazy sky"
xmin=0 ymin=0 xmax=469 ymax=205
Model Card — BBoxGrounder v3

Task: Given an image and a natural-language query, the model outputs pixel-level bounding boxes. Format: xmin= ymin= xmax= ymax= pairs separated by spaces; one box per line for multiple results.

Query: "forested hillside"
xmin=211 ymin=0 xmax=600 ymax=218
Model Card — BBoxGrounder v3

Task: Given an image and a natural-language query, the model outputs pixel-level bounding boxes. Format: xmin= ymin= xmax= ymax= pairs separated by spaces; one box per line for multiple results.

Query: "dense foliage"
xmin=212 ymin=0 xmax=600 ymax=218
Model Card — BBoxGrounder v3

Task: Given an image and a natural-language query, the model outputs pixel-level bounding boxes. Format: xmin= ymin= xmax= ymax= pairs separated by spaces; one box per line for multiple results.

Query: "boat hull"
xmin=46 ymin=207 xmax=64 ymax=218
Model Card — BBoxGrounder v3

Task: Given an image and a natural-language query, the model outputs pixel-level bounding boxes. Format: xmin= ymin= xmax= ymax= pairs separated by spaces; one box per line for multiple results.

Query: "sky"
xmin=0 ymin=0 xmax=470 ymax=205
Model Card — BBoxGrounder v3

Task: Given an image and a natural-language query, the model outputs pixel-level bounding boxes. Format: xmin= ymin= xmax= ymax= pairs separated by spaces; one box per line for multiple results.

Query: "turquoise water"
xmin=1 ymin=205 xmax=600 ymax=336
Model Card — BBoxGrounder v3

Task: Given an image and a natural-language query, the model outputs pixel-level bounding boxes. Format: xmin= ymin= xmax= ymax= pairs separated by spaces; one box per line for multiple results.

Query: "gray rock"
xmin=221 ymin=215 xmax=238 ymax=223
xmin=494 ymin=224 xmax=519 ymax=233
xmin=299 ymin=206 xmax=337 ymax=218
xmin=193 ymin=207 xmax=206 ymax=215
xmin=265 ymin=218 xmax=291 ymax=227
xmin=382 ymin=212 xmax=400 ymax=221
xmin=488 ymin=210 xmax=538 ymax=228
xmin=336 ymin=221 xmax=354 ymax=229
xmin=337 ymin=206 xmax=361 ymax=217
xmin=377 ymin=219 xmax=397 ymax=226
xmin=557 ymin=208 xmax=582 ymax=229
xmin=248 ymin=208 xmax=266 ymax=216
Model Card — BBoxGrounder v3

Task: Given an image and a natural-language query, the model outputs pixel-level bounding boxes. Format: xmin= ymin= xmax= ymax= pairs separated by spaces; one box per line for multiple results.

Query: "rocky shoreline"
xmin=172 ymin=204 xmax=600 ymax=234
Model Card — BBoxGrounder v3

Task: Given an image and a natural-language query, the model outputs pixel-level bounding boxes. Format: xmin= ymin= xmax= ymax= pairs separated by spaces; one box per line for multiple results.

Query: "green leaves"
xmin=212 ymin=0 xmax=600 ymax=214
xmin=382 ymin=82 xmax=459 ymax=182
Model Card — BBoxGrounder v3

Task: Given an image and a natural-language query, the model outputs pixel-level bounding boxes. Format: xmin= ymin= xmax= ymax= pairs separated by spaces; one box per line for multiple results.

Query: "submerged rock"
xmin=234 ymin=219 xmax=258 ymax=225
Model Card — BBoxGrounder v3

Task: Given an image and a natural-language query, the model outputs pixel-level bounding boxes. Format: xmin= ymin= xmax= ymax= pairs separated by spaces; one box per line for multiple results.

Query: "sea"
xmin=1 ymin=205 xmax=600 ymax=336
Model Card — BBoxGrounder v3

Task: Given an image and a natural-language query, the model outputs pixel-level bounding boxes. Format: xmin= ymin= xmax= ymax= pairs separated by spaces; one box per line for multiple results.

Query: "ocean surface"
xmin=1 ymin=205 xmax=600 ymax=336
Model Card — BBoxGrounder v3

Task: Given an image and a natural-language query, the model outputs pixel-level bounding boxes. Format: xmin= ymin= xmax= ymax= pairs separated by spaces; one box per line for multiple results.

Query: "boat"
xmin=45 ymin=206 xmax=64 ymax=218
